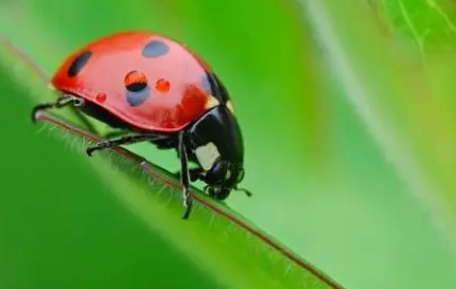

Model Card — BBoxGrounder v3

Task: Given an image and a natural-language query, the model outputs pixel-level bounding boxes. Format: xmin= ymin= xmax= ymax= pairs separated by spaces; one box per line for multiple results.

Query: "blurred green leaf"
xmin=297 ymin=0 xmax=456 ymax=287
xmin=300 ymin=0 xmax=456 ymax=246
xmin=378 ymin=0 xmax=456 ymax=53
xmin=372 ymin=0 xmax=456 ymax=204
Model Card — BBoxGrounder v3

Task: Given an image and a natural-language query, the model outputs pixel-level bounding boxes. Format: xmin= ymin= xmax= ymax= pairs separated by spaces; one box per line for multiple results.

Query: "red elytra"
xmin=51 ymin=31 xmax=214 ymax=132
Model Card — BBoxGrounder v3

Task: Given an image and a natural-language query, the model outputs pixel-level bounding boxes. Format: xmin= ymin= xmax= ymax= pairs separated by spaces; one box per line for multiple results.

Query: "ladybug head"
xmin=203 ymin=160 xmax=249 ymax=200
xmin=206 ymin=186 xmax=252 ymax=201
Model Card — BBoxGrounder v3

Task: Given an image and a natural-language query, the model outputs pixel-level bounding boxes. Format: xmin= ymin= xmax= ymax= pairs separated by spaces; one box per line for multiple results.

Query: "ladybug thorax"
xmin=51 ymin=31 xmax=216 ymax=132
xmin=186 ymin=105 xmax=245 ymax=189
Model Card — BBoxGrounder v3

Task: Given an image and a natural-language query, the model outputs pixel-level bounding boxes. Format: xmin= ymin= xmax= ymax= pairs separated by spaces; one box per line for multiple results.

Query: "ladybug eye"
xmin=236 ymin=168 xmax=245 ymax=183
xmin=124 ymin=71 xmax=148 ymax=92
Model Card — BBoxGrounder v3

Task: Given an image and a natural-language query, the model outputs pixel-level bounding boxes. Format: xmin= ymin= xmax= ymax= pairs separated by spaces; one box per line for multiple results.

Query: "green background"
xmin=1 ymin=0 xmax=456 ymax=289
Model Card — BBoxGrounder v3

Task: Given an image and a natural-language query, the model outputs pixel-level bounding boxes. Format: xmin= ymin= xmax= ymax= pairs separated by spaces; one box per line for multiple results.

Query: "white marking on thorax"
xmin=226 ymin=100 xmax=235 ymax=113
xmin=194 ymin=142 xmax=220 ymax=171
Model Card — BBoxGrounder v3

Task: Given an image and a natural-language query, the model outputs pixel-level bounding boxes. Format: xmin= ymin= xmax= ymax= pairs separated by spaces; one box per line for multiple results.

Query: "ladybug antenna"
xmin=234 ymin=187 xmax=252 ymax=197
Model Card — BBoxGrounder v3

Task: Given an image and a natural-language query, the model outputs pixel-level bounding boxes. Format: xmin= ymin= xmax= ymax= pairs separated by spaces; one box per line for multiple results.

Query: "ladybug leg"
xmin=178 ymin=132 xmax=193 ymax=220
xmin=86 ymin=134 xmax=166 ymax=156
xmin=103 ymin=130 xmax=129 ymax=139
xmin=32 ymin=95 xmax=97 ymax=133
xmin=31 ymin=95 xmax=78 ymax=122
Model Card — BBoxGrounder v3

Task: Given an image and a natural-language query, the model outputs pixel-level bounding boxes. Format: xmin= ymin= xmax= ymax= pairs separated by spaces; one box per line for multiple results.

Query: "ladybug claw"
xmin=182 ymin=201 xmax=192 ymax=220
xmin=140 ymin=160 xmax=148 ymax=169
xmin=31 ymin=104 xmax=51 ymax=123
xmin=86 ymin=148 xmax=94 ymax=157
xmin=182 ymin=208 xmax=191 ymax=220
xmin=86 ymin=146 xmax=99 ymax=157
xmin=31 ymin=108 xmax=41 ymax=123
xmin=140 ymin=161 xmax=152 ymax=175
xmin=181 ymin=189 xmax=193 ymax=220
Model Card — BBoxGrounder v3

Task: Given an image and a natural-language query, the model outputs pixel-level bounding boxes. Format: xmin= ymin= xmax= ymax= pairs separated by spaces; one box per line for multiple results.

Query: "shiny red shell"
xmin=51 ymin=31 xmax=215 ymax=132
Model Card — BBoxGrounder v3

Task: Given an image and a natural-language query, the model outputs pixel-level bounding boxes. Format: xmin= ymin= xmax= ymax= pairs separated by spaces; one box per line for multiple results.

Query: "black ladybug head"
xmin=202 ymin=160 xmax=249 ymax=200
xmin=207 ymin=186 xmax=231 ymax=200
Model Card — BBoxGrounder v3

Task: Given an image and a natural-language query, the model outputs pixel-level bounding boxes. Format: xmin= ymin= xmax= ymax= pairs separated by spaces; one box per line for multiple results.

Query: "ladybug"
xmin=32 ymin=31 xmax=251 ymax=219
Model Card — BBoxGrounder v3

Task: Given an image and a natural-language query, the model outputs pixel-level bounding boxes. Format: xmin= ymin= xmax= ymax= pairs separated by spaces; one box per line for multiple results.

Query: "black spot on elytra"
xmin=126 ymin=84 xmax=151 ymax=107
xmin=126 ymin=82 xmax=147 ymax=92
xmin=142 ymin=40 xmax=169 ymax=58
xmin=204 ymin=72 xmax=230 ymax=103
xmin=68 ymin=51 xmax=92 ymax=77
